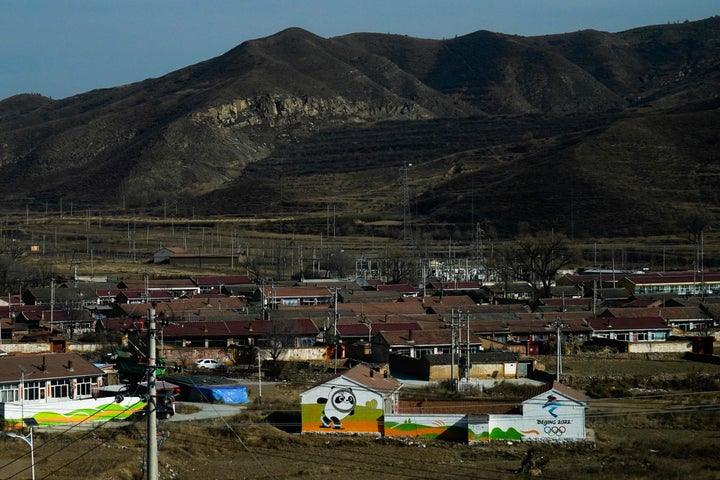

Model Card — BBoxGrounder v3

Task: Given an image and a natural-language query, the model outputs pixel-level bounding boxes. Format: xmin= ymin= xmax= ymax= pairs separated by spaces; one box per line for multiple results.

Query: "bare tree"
xmin=382 ymin=245 xmax=417 ymax=284
xmin=241 ymin=255 xmax=271 ymax=283
xmin=326 ymin=248 xmax=354 ymax=278
xmin=502 ymin=232 xmax=574 ymax=300
xmin=263 ymin=318 xmax=296 ymax=363
xmin=680 ymin=211 xmax=711 ymax=243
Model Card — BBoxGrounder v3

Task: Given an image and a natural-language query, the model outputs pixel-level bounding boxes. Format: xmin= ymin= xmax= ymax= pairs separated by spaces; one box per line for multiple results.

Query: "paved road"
xmin=169 ymin=401 xmax=246 ymax=422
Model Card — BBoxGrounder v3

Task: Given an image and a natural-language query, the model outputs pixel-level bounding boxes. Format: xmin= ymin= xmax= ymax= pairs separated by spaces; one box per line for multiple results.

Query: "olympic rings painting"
xmin=543 ymin=425 xmax=566 ymax=436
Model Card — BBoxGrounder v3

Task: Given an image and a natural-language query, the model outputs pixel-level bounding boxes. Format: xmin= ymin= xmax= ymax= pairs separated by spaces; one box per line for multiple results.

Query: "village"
xmin=1 ymin=241 xmax=718 ymax=447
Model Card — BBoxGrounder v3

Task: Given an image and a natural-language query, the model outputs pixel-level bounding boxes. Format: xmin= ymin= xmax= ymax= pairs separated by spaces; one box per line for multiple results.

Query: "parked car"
xmin=133 ymin=393 xmax=176 ymax=420
xmin=195 ymin=358 xmax=222 ymax=369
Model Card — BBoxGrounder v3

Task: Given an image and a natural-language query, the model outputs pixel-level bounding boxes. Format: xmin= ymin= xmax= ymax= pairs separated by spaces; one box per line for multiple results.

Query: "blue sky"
xmin=1 ymin=0 xmax=718 ymax=100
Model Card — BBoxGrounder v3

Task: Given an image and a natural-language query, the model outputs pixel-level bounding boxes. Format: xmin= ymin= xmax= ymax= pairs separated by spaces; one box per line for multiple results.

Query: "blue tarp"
xmin=189 ymin=384 xmax=248 ymax=404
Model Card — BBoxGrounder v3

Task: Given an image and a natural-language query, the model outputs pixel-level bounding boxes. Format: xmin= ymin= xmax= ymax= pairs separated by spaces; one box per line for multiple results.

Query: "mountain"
xmin=0 ymin=17 xmax=719 ymax=237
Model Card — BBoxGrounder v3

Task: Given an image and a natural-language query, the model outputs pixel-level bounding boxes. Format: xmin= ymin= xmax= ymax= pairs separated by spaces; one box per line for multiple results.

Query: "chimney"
xmin=42 ymin=356 xmax=47 ymax=372
xmin=370 ymin=369 xmax=374 ymax=378
xmin=67 ymin=360 xmax=74 ymax=371
xmin=408 ymin=329 xmax=412 ymax=340
xmin=383 ymin=370 xmax=388 ymax=378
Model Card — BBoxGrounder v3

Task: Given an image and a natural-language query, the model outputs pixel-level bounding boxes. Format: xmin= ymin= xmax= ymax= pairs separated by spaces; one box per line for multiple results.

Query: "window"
xmin=23 ymin=381 xmax=44 ymax=401
xmin=75 ymin=378 xmax=96 ymax=398
xmin=50 ymin=379 xmax=69 ymax=399
xmin=0 ymin=384 xmax=18 ymax=402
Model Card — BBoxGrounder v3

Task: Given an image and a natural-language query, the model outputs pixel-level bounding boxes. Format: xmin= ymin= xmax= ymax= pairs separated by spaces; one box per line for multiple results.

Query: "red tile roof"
xmin=588 ymin=316 xmax=670 ymax=331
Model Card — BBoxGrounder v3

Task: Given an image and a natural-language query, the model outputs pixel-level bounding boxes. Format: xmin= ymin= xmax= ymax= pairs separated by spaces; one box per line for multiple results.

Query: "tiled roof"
xmin=0 ymin=353 xmax=103 ymax=383
xmin=192 ymin=275 xmax=253 ymax=286
xmin=525 ymin=380 xmax=588 ymax=403
xmin=621 ymin=270 xmax=720 ymax=286
xmin=375 ymin=284 xmax=416 ymax=293
xmin=342 ymin=363 xmax=400 ymax=394
xmin=161 ymin=318 xmax=318 ymax=338
xmin=588 ymin=316 xmax=671 ymax=331
xmin=427 ymin=281 xmax=483 ymax=290
xmin=336 ymin=321 xmax=422 ymax=337
xmin=600 ymin=306 xmax=706 ymax=320
xmin=261 ymin=286 xmax=332 ymax=298
xmin=338 ymin=302 xmax=427 ymax=316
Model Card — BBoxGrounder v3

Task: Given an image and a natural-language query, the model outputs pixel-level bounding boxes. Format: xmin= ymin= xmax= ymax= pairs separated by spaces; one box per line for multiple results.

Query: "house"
xmin=118 ymin=278 xmax=200 ymax=298
xmin=371 ymin=329 xmax=486 ymax=364
xmin=374 ymin=284 xmax=417 ymax=296
xmin=300 ymin=363 xmax=401 ymax=434
xmin=336 ymin=289 xmax=403 ymax=304
xmin=153 ymin=247 xmax=190 ymax=264
xmin=336 ymin=321 xmax=423 ymax=344
xmin=556 ymin=272 xmax=624 ymax=293
xmin=115 ymin=289 xmax=174 ymax=304
xmin=159 ymin=318 xmax=319 ymax=350
xmin=413 ymin=351 xmax=523 ymax=381
xmin=467 ymin=317 xmax=594 ymax=355
xmin=619 ymin=270 xmax=720 ymax=297
xmin=588 ymin=316 xmax=672 ymax=342
xmin=598 ymin=306 xmax=713 ymax=333
xmin=426 ymin=281 xmax=484 ymax=295
xmin=191 ymin=275 xmax=253 ymax=294
xmin=537 ymin=297 xmax=594 ymax=313
xmin=484 ymin=282 xmax=534 ymax=302
xmin=257 ymin=286 xmax=333 ymax=308
xmin=22 ymin=285 xmax=98 ymax=307
xmin=0 ymin=352 xmax=145 ymax=426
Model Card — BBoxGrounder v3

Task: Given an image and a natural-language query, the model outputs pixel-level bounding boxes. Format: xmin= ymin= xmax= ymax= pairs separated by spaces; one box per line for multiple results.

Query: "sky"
xmin=1 ymin=0 xmax=718 ymax=101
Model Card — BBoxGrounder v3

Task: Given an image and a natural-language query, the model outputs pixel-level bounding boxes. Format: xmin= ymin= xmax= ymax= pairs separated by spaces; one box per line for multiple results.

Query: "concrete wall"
xmin=428 ymin=362 xmax=518 ymax=381
xmin=1 ymin=343 xmax=56 ymax=354
xmin=278 ymin=346 xmax=330 ymax=361
xmin=627 ymin=340 xmax=693 ymax=354
xmin=384 ymin=414 xmax=468 ymax=441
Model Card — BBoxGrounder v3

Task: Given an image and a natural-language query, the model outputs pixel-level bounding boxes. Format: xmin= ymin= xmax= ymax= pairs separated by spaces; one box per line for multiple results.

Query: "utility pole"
xmin=146 ymin=305 xmax=158 ymax=480
xmin=333 ymin=288 xmax=340 ymax=374
xmin=466 ymin=309 xmax=471 ymax=382
xmin=449 ymin=308 xmax=454 ymax=385
xmin=547 ymin=316 xmax=565 ymax=382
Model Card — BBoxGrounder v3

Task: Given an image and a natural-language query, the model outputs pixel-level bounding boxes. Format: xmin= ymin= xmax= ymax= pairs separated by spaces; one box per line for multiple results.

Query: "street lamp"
xmin=546 ymin=317 xmax=566 ymax=382
xmin=6 ymin=418 xmax=38 ymax=480
xmin=359 ymin=318 xmax=372 ymax=343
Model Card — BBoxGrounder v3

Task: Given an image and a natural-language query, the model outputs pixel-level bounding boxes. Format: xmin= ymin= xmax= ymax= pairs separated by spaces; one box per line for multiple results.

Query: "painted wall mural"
xmin=482 ymin=390 xmax=586 ymax=442
xmin=301 ymin=384 xmax=385 ymax=434
xmin=1 ymin=396 xmax=146 ymax=427
xmin=301 ymin=375 xmax=587 ymax=443
xmin=384 ymin=414 xmax=468 ymax=442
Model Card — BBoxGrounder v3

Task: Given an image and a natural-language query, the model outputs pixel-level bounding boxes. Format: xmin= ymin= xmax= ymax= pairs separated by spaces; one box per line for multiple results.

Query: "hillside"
xmin=0 ymin=18 xmax=719 ymax=237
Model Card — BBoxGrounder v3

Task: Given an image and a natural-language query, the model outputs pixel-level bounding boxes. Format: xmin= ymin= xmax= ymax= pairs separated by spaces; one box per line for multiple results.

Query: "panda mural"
xmin=318 ymin=387 xmax=356 ymax=429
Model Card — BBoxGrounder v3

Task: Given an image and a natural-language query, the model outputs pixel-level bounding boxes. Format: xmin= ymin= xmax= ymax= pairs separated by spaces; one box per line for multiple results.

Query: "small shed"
xmin=481 ymin=381 xmax=588 ymax=442
xmin=300 ymin=364 xmax=401 ymax=435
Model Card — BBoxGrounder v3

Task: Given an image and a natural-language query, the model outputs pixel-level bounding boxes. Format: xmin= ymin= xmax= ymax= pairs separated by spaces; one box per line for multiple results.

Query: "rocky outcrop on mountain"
xmin=198 ymin=94 xmax=432 ymax=129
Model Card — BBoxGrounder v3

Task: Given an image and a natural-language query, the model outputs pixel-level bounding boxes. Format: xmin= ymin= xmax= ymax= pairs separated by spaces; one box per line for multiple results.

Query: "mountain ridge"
xmin=0 ymin=17 xmax=718 ymax=237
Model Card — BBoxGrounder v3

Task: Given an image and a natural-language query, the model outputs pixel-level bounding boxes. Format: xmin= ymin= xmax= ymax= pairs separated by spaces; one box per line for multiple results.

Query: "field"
xmin=5 ymin=206 xmax=720 ymax=287
xmin=3 ymin=356 xmax=720 ymax=480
